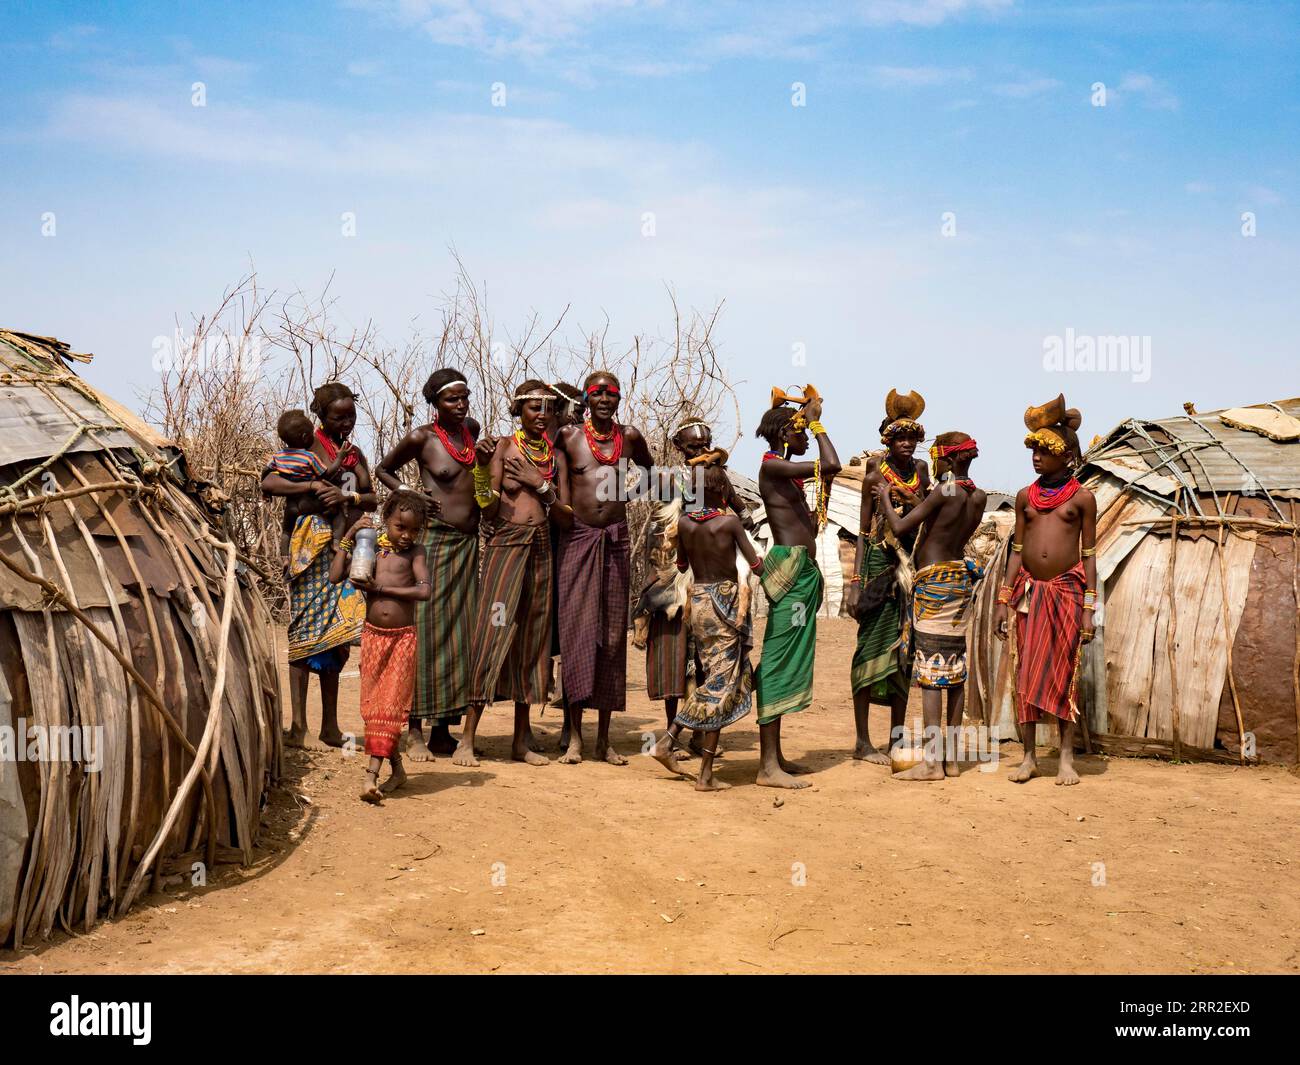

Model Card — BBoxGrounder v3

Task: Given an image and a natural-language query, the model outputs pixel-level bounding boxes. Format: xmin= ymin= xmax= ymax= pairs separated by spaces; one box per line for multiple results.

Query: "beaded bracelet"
xmin=807 ymin=419 xmax=827 ymax=436
xmin=339 ymin=538 xmax=355 ymax=552
xmin=1010 ymin=541 xmax=1023 ymax=552
xmin=1081 ymin=546 xmax=1096 ymax=557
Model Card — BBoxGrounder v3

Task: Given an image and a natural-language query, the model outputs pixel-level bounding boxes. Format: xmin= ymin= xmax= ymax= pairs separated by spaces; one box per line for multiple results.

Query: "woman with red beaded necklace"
xmin=554 ymin=370 xmax=655 ymax=766
xmin=376 ymin=368 xmax=490 ymax=761
xmin=993 ymin=394 xmax=1097 ymax=787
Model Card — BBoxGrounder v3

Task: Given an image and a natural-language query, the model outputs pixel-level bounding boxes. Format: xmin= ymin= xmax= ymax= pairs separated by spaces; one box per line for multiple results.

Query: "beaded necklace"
xmin=377 ymin=532 xmax=395 ymax=555
xmin=432 ymin=415 xmax=475 ymax=466
xmin=762 ymin=450 xmax=804 ymax=491
xmin=956 ymin=478 xmax=977 ymax=492
xmin=513 ymin=429 xmax=555 ymax=481
xmin=583 ymin=419 xmax=624 ymax=465
xmin=686 ymin=507 xmax=725 ymax=523
xmin=315 ymin=428 xmax=360 ymax=470
xmin=1027 ymin=474 xmax=1080 ymax=511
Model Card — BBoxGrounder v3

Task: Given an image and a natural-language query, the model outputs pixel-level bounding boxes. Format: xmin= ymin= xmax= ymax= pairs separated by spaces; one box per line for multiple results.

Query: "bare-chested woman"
xmin=376 ymin=369 xmax=486 ymax=760
xmin=455 ymin=380 xmax=561 ymax=768
xmin=875 ymin=432 xmax=986 ymax=780
xmin=994 ymin=396 xmax=1097 ymax=786
xmin=554 ymin=371 xmax=654 ymax=766
xmin=847 ymin=391 xmax=931 ymax=763
xmin=261 ymin=382 xmax=374 ymax=749
xmin=753 ymin=398 xmax=841 ymax=789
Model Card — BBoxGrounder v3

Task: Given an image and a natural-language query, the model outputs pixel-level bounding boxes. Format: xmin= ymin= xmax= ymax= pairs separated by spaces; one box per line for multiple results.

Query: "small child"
xmin=329 ymin=490 xmax=432 ymax=803
xmin=651 ymin=465 xmax=763 ymax=792
xmin=269 ymin=409 xmax=353 ymax=561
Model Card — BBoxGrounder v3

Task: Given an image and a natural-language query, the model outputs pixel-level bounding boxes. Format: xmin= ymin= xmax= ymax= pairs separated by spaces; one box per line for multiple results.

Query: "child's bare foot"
xmin=756 ymin=767 xmax=811 ymax=790
xmin=893 ymin=761 xmax=944 ymax=782
xmin=407 ymin=730 xmax=434 ymax=763
xmin=451 ymin=740 xmax=480 ymax=767
xmin=360 ymin=770 xmax=384 ymax=804
xmin=853 ymin=740 xmax=891 ymax=765
xmin=597 ymin=741 xmax=628 ymax=766
xmin=1009 ymin=756 xmax=1039 ymax=783
xmin=380 ymin=763 xmax=408 ymax=793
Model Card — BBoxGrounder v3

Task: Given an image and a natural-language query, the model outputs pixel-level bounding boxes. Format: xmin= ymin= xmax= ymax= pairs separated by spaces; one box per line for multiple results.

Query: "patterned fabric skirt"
xmin=850 ymin=540 xmax=910 ymax=703
xmin=412 ymin=519 xmax=478 ymax=722
xmin=675 ymin=580 xmax=753 ymax=732
xmin=287 ymin=513 xmax=365 ymax=666
xmin=360 ymin=623 xmax=417 ymax=757
xmin=1012 ymin=562 xmax=1085 ymax=724
xmin=910 ymin=558 xmax=982 ymax=689
xmin=558 ymin=518 xmax=630 ymax=712
xmin=646 ymin=610 xmax=689 ymax=701
xmin=468 ymin=521 xmax=553 ymax=706
xmin=754 ymin=545 xmax=824 ymax=724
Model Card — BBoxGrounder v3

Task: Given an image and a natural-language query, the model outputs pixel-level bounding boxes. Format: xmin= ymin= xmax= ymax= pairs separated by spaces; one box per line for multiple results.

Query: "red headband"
xmin=934 ymin=438 xmax=977 ymax=457
xmin=586 ymin=382 xmax=619 ymax=397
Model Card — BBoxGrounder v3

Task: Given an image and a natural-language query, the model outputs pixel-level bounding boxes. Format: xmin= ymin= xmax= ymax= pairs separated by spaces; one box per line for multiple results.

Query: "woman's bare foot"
xmin=695 ymin=775 xmax=730 ymax=792
xmin=597 ymin=741 xmax=628 ymax=766
xmin=559 ymin=738 xmax=583 ymax=764
xmin=407 ymin=729 xmax=435 ymax=763
xmin=283 ymin=725 xmax=309 ymax=749
xmin=651 ymin=736 xmax=694 ymax=779
xmin=524 ymin=728 xmax=544 ymax=754
xmin=451 ymin=740 xmax=480 ymax=767
xmin=778 ymin=756 xmax=809 ymax=775
xmin=756 ymin=766 xmax=811 ymax=790
xmin=853 ymin=741 xmax=891 ymax=765
xmin=319 ymin=729 xmax=347 ymax=749
xmin=380 ymin=763 xmax=408 ymax=793
xmin=558 ymin=723 xmax=571 ymax=751
xmin=944 ymin=757 xmax=961 ymax=777
xmin=512 ymin=741 xmax=549 ymax=766
xmin=1055 ymin=762 xmax=1080 ymax=786
xmin=1009 ymin=756 xmax=1039 ymax=783
xmin=893 ymin=761 xmax=944 ymax=782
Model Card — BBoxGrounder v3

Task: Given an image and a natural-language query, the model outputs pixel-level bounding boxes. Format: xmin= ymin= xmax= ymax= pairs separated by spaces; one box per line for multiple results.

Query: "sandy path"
xmin=4 ymin=618 xmax=1298 ymax=974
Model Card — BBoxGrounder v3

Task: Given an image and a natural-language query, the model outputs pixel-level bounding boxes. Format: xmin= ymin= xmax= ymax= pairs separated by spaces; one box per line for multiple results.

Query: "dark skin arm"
xmin=329 ymin=517 xmax=432 ymax=601
xmin=874 ymin=480 xmax=944 ymax=536
xmin=550 ymin=447 xmax=574 ymax=530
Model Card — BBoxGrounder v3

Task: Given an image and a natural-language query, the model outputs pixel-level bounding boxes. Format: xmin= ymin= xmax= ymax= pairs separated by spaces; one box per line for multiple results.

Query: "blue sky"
xmin=2 ymin=1 xmax=1297 ymax=488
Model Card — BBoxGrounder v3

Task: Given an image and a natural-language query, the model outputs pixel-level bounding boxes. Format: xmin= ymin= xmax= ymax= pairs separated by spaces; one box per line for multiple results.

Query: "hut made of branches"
xmin=0 ymin=329 xmax=280 ymax=949
xmin=966 ymin=396 xmax=1300 ymax=766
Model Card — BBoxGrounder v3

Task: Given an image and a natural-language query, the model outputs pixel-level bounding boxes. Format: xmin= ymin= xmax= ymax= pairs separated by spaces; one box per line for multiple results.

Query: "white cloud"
xmin=1117 ymin=72 xmax=1179 ymax=111
xmin=872 ymin=65 xmax=973 ymax=87
xmin=991 ymin=75 xmax=1060 ymax=98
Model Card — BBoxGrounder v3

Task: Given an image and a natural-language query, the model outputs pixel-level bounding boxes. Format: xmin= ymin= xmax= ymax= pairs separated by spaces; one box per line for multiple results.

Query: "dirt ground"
xmin=4 ymin=618 xmax=1298 ymax=975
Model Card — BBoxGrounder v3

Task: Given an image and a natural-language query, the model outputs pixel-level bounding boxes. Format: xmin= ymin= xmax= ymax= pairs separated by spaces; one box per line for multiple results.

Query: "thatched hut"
xmin=966 ymin=396 xmax=1300 ymax=766
xmin=0 ymin=329 xmax=280 ymax=949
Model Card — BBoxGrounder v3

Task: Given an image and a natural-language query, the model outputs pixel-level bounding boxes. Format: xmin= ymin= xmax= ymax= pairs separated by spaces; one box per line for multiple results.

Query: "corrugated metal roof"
xmin=0 ymin=330 xmax=168 ymax=470
xmin=1085 ymin=396 xmax=1300 ymax=499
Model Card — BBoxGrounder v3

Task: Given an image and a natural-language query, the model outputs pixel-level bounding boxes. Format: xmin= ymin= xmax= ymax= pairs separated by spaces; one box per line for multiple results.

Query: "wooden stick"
xmin=1167 ymin=507 xmax=1182 ymax=760
xmin=1124 ymin=515 xmax=1297 ymax=532
xmin=1292 ymin=501 xmax=1300 ymax=767
xmin=118 ymin=533 xmax=238 ymax=916
xmin=1214 ymin=497 xmax=1247 ymax=764
xmin=0 ymin=481 xmax=151 ymax=515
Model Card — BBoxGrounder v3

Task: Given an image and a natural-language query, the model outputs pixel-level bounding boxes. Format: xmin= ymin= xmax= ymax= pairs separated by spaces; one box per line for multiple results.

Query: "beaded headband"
xmin=930 ymin=438 xmax=977 ymax=465
xmin=436 ymin=379 xmax=468 ymax=395
xmin=881 ymin=417 xmax=925 ymax=444
xmin=1024 ymin=428 xmax=1067 ymax=455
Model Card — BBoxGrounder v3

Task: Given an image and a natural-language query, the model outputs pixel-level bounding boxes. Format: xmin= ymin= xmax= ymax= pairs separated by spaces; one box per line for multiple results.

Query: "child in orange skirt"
xmin=330 ymin=490 xmax=432 ymax=803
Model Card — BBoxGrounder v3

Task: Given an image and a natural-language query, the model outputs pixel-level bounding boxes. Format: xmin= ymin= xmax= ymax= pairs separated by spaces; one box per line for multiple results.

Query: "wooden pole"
xmin=1214 ymin=495 xmax=1247 ymax=764
xmin=1167 ymin=506 xmax=1182 ymax=761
